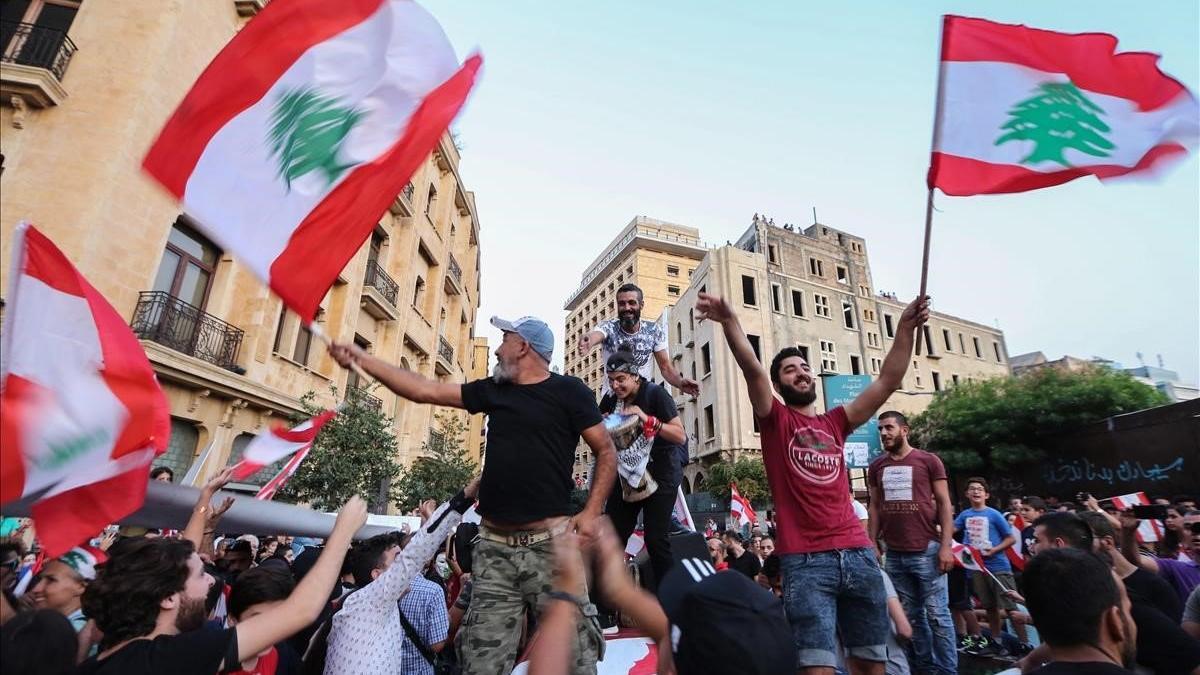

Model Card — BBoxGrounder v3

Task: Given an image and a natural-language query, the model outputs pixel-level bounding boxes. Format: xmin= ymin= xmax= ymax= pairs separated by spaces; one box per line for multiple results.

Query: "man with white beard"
xmin=329 ymin=316 xmax=617 ymax=675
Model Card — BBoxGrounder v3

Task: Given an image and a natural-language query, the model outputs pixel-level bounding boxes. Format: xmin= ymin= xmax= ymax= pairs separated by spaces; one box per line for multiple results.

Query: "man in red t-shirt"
xmin=867 ymin=411 xmax=957 ymax=675
xmin=696 ymin=291 xmax=928 ymax=675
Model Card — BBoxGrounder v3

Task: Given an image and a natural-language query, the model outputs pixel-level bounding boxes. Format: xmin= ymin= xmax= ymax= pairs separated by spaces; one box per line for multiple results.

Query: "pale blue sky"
xmin=424 ymin=1 xmax=1199 ymax=382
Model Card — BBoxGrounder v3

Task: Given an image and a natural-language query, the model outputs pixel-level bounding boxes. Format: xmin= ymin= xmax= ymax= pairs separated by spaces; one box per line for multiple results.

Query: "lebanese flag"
xmin=730 ymin=483 xmax=757 ymax=529
xmin=1007 ymin=513 xmax=1027 ymax=570
xmin=1110 ymin=492 xmax=1163 ymax=543
xmin=142 ymin=0 xmax=482 ymax=322
xmin=952 ymin=542 xmax=987 ymax=572
xmin=230 ymin=410 xmax=335 ymax=482
xmin=1 ymin=225 xmax=170 ymax=557
xmin=929 ymin=15 xmax=1199 ymax=196
xmin=254 ymin=445 xmax=311 ymax=501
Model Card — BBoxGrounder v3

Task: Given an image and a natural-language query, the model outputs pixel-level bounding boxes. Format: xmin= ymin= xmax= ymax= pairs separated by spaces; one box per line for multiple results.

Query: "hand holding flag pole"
xmin=307 ymin=323 xmax=375 ymax=388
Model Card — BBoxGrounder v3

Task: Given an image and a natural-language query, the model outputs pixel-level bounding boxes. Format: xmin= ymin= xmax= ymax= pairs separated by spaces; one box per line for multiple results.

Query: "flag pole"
xmin=307 ymin=323 xmax=376 ymax=387
xmin=919 ymin=15 xmax=951 ymax=300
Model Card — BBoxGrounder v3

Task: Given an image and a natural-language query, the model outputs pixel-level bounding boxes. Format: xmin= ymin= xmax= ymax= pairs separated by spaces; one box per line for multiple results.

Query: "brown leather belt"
xmin=479 ymin=522 xmax=569 ymax=547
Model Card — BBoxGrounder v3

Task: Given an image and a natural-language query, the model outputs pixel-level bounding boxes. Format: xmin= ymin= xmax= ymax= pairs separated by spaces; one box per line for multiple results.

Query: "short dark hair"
xmin=348 ymin=534 xmax=396 ymax=588
xmin=615 ymin=283 xmax=644 ymax=302
xmin=769 ymin=347 xmax=807 ymax=384
xmin=1078 ymin=511 xmax=1116 ymax=541
xmin=1023 ymin=548 xmax=1119 ymax=648
xmin=149 ymin=466 xmax=174 ymax=481
xmin=1023 ymin=496 xmax=1047 ymax=512
xmin=878 ymin=411 xmax=908 ymax=427
xmin=82 ymin=538 xmax=195 ymax=646
xmin=228 ymin=566 xmax=295 ymax=619
xmin=1174 ymin=494 xmax=1196 ymax=504
xmin=722 ymin=531 xmax=744 ymax=545
xmin=1033 ymin=512 xmax=1093 ymax=551
xmin=0 ymin=609 xmax=78 ymax=675
xmin=965 ymin=477 xmax=990 ymax=493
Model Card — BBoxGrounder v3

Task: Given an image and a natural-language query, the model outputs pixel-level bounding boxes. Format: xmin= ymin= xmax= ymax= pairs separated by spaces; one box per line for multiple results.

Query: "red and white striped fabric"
xmin=254 ymin=445 xmax=312 ymax=500
xmin=952 ymin=542 xmax=987 ymax=572
xmin=1110 ymin=492 xmax=1163 ymax=543
xmin=1007 ymin=513 xmax=1027 ymax=570
xmin=142 ymin=0 xmax=481 ymax=322
xmin=929 ymin=15 xmax=1198 ymax=196
xmin=0 ymin=225 xmax=170 ymax=556
xmin=624 ymin=486 xmax=696 ymax=557
xmin=731 ymin=483 xmax=757 ymax=529
xmin=231 ymin=411 xmax=335 ymax=482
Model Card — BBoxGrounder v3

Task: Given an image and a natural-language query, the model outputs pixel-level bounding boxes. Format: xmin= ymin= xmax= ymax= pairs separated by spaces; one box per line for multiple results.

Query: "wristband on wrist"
xmin=643 ymin=416 xmax=659 ymax=437
xmin=546 ymin=590 xmax=582 ymax=609
xmin=449 ymin=490 xmax=472 ymax=514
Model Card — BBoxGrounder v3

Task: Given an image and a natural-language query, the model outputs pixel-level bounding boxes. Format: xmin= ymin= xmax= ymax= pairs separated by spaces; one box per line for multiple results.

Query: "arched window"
xmin=157 ymin=418 xmax=199 ymax=479
xmin=226 ymin=432 xmax=285 ymax=486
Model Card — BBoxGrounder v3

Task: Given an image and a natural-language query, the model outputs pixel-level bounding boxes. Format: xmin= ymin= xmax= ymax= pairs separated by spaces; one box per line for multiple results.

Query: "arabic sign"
xmin=821 ymin=374 xmax=883 ymax=469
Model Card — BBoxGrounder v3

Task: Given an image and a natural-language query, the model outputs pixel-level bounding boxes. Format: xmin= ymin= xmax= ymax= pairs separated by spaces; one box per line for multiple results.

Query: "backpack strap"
xmin=398 ymin=607 xmax=438 ymax=666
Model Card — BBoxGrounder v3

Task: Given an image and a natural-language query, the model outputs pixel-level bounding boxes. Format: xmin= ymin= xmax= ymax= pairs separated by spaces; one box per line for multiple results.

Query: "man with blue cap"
xmin=329 ymin=315 xmax=617 ymax=675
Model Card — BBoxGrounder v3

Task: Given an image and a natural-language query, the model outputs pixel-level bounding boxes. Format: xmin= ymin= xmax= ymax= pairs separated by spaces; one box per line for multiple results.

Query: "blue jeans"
xmin=781 ymin=548 xmax=889 ymax=668
xmin=885 ymin=540 xmax=957 ymax=675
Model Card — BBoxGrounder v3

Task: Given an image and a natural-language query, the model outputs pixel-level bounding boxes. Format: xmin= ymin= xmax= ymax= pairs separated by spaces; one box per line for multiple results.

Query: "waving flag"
xmin=1110 ymin=492 xmax=1163 ymax=543
xmin=231 ymin=411 xmax=335 ymax=482
xmin=1007 ymin=513 xmax=1027 ymax=570
xmin=1 ymin=225 xmax=170 ymax=556
xmin=731 ymin=483 xmax=757 ymax=529
xmin=951 ymin=542 xmax=987 ymax=572
xmin=929 ymin=15 xmax=1198 ymax=196
xmin=142 ymin=0 xmax=481 ymax=321
xmin=254 ymin=445 xmax=312 ymax=501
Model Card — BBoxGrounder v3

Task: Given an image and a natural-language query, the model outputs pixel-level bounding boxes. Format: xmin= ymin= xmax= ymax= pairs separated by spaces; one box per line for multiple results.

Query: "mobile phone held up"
xmin=1131 ymin=504 xmax=1168 ymax=520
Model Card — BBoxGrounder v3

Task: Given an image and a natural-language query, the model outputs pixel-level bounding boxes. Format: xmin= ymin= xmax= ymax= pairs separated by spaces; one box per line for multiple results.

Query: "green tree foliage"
xmin=394 ymin=411 xmax=478 ymax=512
xmin=910 ymin=366 xmax=1169 ymax=474
xmin=278 ymin=387 xmax=402 ymax=512
xmin=703 ymin=456 xmax=770 ymax=506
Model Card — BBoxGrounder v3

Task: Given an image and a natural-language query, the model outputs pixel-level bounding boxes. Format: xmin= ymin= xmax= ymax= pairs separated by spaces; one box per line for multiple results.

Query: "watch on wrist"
xmin=546 ymin=590 xmax=582 ymax=609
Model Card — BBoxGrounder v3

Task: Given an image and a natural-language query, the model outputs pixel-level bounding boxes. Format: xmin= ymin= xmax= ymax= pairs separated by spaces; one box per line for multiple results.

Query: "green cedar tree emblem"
xmin=994 ymin=81 xmax=1115 ymax=167
xmin=268 ymin=87 xmax=364 ymax=191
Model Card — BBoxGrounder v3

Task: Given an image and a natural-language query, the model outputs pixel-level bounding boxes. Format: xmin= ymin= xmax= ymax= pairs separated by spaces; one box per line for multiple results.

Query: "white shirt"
xmin=594 ymin=318 xmax=668 ymax=393
xmin=324 ymin=502 xmax=462 ymax=675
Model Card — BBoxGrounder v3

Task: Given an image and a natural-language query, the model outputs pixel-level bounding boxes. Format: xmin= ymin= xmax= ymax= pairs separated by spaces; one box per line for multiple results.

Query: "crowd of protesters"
xmin=1 ymin=291 xmax=1197 ymax=675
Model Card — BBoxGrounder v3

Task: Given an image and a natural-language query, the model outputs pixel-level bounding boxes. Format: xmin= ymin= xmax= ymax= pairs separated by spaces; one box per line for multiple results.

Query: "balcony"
xmin=435 ymin=335 xmax=455 ymax=375
xmin=1 ymin=22 xmax=78 ymax=107
xmin=361 ymin=259 xmax=400 ymax=321
xmin=389 ymin=181 xmax=416 ymax=217
xmin=444 ymin=254 xmax=463 ymax=296
xmin=345 ymin=385 xmax=383 ymax=411
xmin=234 ymin=0 xmax=269 ymax=16
xmin=130 ymin=291 xmax=244 ymax=371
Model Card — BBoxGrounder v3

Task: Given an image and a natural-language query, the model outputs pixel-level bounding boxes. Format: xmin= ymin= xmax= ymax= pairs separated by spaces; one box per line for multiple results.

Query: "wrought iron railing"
xmin=363 ymin=259 xmax=399 ymax=306
xmin=346 ymin=385 xmax=383 ymax=410
xmin=130 ymin=291 xmax=243 ymax=370
xmin=428 ymin=429 xmax=446 ymax=452
xmin=401 ymin=182 xmax=415 ymax=203
xmin=438 ymin=335 xmax=454 ymax=364
xmin=1 ymin=22 xmax=78 ymax=81
xmin=448 ymin=255 xmax=463 ymax=284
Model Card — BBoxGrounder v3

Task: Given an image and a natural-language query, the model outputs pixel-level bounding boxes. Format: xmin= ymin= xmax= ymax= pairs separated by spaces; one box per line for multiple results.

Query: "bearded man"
xmin=696 ymin=291 xmax=928 ymax=675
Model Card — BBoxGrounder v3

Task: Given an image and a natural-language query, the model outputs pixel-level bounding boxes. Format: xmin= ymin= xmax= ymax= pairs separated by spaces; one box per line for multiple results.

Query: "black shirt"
xmin=1124 ymin=566 xmax=1184 ymax=622
xmin=77 ymin=627 xmax=238 ymax=675
xmin=728 ymin=550 xmax=762 ymax=579
xmin=1130 ymin=599 xmax=1200 ymax=675
xmin=463 ymin=374 xmax=602 ymax=524
xmin=599 ymin=380 xmax=686 ymax=489
xmin=1029 ymin=663 xmax=1132 ymax=675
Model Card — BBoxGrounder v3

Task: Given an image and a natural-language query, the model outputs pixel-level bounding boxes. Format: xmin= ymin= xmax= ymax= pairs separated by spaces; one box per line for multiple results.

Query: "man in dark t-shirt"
xmin=723 ymin=532 xmax=762 ymax=580
xmin=330 ymin=315 xmax=617 ymax=675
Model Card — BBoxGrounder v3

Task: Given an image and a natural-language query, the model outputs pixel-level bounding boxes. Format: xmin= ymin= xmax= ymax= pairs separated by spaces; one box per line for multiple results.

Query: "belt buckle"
xmin=515 ymin=532 xmax=532 ymax=547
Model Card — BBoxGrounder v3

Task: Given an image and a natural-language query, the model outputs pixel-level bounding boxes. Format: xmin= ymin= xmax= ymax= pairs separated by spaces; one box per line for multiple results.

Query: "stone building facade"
xmin=670 ymin=218 xmax=1011 ymax=493
xmin=0 ymin=1 xmax=485 ymax=507
xmin=562 ymin=216 xmax=709 ymax=485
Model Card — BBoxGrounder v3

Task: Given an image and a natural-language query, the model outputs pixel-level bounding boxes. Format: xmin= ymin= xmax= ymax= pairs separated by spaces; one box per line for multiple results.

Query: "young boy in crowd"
xmin=953 ymin=477 xmax=1018 ymax=657
xmin=225 ymin=567 xmax=302 ymax=675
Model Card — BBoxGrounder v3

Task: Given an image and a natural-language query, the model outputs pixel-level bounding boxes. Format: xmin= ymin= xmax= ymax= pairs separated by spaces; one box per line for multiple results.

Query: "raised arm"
xmin=578 ymin=330 xmax=605 ymax=355
xmin=329 ymin=342 xmax=462 ymax=408
xmin=695 ymin=292 xmax=774 ymax=418
xmin=232 ymin=496 xmax=368 ymax=662
xmin=576 ymin=423 xmax=617 ymax=541
xmin=654 ymin=349 xmax=700 ymax=397
xmin=1119 ymin=511 xmax=1159 ymax=574
xmin=182 ymin=467 xmax=235 ymax=554
xmin=844 ymin=295 xmax=929 ymax=428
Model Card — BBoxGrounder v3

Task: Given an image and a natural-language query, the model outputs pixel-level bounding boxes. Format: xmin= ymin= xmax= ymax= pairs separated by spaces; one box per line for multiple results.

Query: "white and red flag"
xmin=254 ymin=445 xmax=312 ymax=501
xmin=951 ymin=542 xmax=987 ymax=572
xmin=1007 ymin=513 xmax=1027 ymax=570
xmin=1110 ymin=492 xmax=1163 ymax=543
xmin=231 ymin=411 xmax=335 ymax=483
xmin=0 ymin=225 xmax=170 ymax=557
xmin=730 ymin=483 xmax=758 ymax=529
xmin=929 ymin=15 xmax=1198 ymax=196
xmin=142 ymin=0 xmax=481 ymax=322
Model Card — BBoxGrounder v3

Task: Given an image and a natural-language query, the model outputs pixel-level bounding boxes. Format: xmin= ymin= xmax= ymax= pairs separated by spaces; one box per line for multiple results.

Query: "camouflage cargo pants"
xmin=457 ymin=536 xmax=604 ymax=675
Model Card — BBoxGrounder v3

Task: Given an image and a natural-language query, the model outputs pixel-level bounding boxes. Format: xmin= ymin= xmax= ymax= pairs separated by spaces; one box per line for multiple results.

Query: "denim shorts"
xmin=781 ymin=547 xmax=889 ymax=668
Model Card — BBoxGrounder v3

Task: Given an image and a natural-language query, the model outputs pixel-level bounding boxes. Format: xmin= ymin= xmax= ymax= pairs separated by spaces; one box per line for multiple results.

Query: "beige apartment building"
xmin=562 ymin=216 xmax=709 ymax=485
xmin=0 ymin=1 xmax=485 ymax=508
xmin=671 ymin=217 xmax=1011 ymax=493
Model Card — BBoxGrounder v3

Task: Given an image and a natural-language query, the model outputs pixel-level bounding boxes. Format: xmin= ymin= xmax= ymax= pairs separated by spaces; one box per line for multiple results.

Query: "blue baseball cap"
xmin=490 ymin=316 xmax=554 ymax=363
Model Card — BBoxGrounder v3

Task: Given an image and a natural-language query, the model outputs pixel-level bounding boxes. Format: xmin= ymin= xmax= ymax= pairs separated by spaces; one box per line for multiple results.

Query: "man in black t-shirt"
xmin=329 ymin=315 xmax=617 ymax=675
xmin=599 ymin=347 xmax=687 ymax=589
xmin=77 ymin=498 xmax=365 ymax=675
xmin=723 ymin=532 xmax=762 ymax=580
